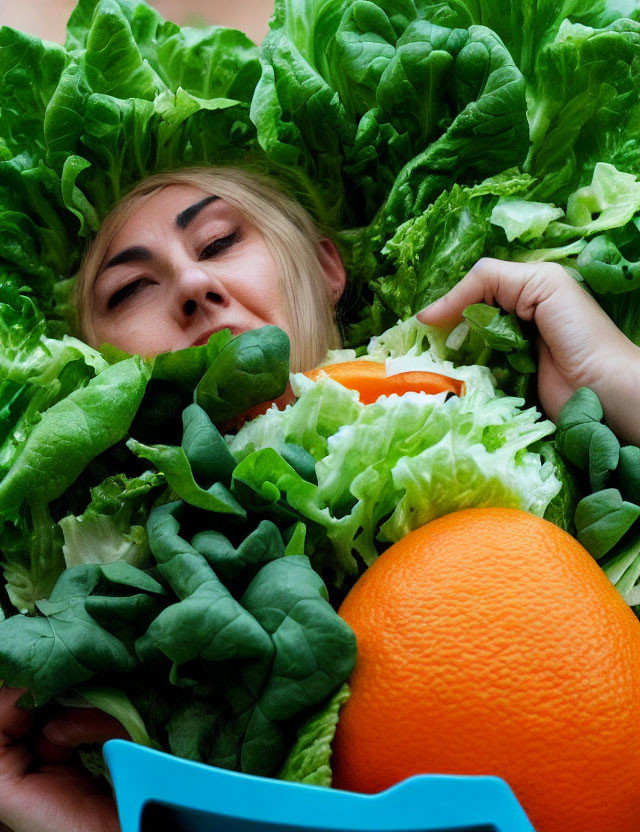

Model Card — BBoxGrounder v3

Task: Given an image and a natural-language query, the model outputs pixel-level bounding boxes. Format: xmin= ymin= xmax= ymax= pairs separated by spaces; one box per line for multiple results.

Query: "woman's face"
xmin=90 ymin=184 xmax=292 ymax=357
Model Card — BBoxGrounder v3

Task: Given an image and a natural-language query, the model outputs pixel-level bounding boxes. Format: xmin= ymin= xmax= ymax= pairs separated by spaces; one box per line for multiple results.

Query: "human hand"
xmin=0 ymin=686 xmax=126 ymax=832
xmin=417 ymin=258 xmax=640 ymax=445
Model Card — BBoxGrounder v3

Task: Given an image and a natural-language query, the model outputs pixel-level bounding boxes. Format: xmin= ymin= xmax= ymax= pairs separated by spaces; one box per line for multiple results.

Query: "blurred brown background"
xmin=0 ymin=0 xmax=273 ymax=44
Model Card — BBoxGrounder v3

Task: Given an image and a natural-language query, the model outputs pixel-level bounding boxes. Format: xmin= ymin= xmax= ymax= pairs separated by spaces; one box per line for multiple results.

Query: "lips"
xmin=191 ymin=326 xmax=240 ymax=347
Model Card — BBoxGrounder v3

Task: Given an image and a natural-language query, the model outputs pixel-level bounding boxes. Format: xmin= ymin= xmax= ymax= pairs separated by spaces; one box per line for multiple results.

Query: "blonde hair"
xmin=74 ymin=167 xmax=342 ymax=372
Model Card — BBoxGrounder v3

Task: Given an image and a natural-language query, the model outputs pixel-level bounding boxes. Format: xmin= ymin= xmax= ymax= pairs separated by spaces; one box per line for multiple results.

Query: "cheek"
xmin=233 ymin=252 xmax=289 ymax=326
xmin=91 ymin=303 xmax=179 ymax=356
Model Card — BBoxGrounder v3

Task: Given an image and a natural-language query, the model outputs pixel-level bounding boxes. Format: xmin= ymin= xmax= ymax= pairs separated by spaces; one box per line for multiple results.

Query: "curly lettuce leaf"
xmin=279 ymin=682 xmax=350 ymax=786
xmin=58 ymin=470 xmax=163 ymax=568
xmin=347 ymin=170 xmax=534 ymax=345
xmin=0 ymin=279 xmax=110 ymax=480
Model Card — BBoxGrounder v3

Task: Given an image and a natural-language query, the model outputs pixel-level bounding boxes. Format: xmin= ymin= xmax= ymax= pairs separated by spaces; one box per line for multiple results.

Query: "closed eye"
xmin=107 ymin=279 xmax=150 ymax=309
xmin=199 ymin=230 xmax=238 ymax=260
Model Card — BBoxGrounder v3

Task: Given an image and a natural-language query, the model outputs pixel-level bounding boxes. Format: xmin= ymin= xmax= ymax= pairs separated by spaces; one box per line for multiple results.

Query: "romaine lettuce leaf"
xmin=490 ymin=198 xmax=565 ymax=243
xmin=526 ymin=19 xmax=640 ymax=203
xmin=1 ymin=500 xmax=65 ymax=614
xmin=253 ymin=0 xmax=529 ymax=232
xmin=545 ymin=163 xmax=640 ymax=243
xmin=485 ymin=163 xmax=640 ymax=346
xmin=60 ymin=513 xmax=148 ymax=569
xmin=0 ymin=356 xmax=150 ymax=516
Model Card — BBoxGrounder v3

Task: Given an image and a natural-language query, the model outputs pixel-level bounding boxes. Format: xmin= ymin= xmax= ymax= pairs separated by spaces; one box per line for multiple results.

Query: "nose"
xmin=175 ymin=265 xmax=228 ymax=318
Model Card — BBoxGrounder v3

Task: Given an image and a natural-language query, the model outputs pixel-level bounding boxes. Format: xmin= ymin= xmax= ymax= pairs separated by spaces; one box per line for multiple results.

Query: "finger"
xmin=0 ymin=688 xmax=35 ymax=783
xmin=0 ymin=688 xmax=32 ymax=745
xmin=42 ymin=709 xmax=130 ymax=748
xmin=416 ymin=258 xmax=566 ymax=327
xmin=34 ymin=736 xmax=76 ymax=766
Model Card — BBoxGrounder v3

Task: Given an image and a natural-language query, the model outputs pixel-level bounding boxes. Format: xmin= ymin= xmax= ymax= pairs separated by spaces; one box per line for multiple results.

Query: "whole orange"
xmin=332 ymin=507 xmax=640 ymax=832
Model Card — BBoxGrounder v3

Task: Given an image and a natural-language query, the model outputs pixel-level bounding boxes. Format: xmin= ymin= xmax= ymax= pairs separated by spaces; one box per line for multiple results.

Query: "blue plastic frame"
xmin=103 ymin=740 xmax=536 ymax=832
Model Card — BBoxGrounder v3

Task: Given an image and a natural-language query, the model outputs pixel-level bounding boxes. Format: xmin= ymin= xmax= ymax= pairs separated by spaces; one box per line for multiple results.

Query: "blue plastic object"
xmin=103 ymin=739 xmax=536 ymax=832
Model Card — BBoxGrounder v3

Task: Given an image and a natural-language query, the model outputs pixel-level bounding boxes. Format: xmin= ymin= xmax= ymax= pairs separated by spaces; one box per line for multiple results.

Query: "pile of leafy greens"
xmin=2 ymin=0 xmax=640 ymax=786
xmin=0 ymin=324 xmax=358 ymax=780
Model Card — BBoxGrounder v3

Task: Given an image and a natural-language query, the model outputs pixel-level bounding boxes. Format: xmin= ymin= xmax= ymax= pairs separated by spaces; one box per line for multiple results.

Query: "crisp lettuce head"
xmin=229 ymin=319 xmax=561 ymax=582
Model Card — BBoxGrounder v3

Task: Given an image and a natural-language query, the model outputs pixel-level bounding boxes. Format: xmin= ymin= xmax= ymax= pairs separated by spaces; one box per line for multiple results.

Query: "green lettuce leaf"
xmin=0 ymin=279 xmax=109 ymax=479
xmin=279 ymin=682 xmax=350 ymax=786
xmin=490 ymin=197 xmax=565 ymax=242
xmin=403 ymin=0 xmax=633 ymax=80
xmin=525 ymin=19 xmax=640 ymax=202
xmin=0 ymin=356 xmax=150 ymax=516
xmin=73 ymin=681 xmax=153 ymax=747
xmin=604 ymin=536 xmax=640 ymax=607
xmin=1 ymin=499 xmax=65 ymax=614
xmin=58 ymin=470 xmax=163 ymax=568
xmin=476 ymin=163 xmax=640 ymax=347
xmin=253 ymin=0 xmax=528 ymax=231
xmin=575 ymin=230 xmax=640 ymax=296
xmin=347 ymin=170 xmax=534 ymax=345
xmin=544 ymin=163 xmax=640 ymax=243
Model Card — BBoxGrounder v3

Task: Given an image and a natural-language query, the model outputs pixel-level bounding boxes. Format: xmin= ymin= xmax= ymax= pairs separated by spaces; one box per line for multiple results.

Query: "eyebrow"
xmin=103 ymin=245 xmax=153 ymax=271
xmin=175 ymin=195 xmax=219 ymax=229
